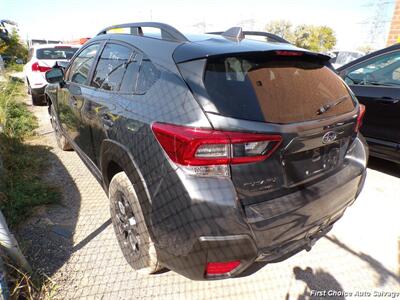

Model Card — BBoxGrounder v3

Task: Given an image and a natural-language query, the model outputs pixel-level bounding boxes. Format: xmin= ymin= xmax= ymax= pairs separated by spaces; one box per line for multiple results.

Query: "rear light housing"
xmin=31 ymin=62 xmax=52 ymax=73
xmin=354 ymin=104 xmax=366 ymax=132
xmin=151 ymin=123 xmax=282 ymax=177
xmin=205 ymin=260 xmax=241 ymax=277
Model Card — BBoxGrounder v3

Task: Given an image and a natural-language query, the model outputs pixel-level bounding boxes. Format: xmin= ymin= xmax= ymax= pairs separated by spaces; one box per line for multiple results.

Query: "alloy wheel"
xmin=115 ymin=193 xmax=141 ymax=258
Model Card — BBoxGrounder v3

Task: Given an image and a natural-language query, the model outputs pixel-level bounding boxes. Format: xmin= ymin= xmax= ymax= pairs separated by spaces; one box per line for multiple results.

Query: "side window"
xmin=119 ymin=53 xmax=142 ymax=93
xmin=136 ymin=57 xmax=160 ymax=94
xmin=345 ymin=51 xmax=400 ymax=86
xmin=68 ymin=44 xmax=100 ymax=85
xmin=91 ymin=43 xmax=132 ymax=91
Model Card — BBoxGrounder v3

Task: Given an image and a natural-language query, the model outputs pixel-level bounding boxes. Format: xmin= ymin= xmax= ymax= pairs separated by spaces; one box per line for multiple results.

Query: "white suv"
xmin=24 ymin=44 xmax=79 ymax=105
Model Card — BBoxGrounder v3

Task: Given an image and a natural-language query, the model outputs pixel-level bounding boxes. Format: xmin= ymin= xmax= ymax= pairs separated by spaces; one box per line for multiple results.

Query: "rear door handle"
xmin=101 ymin=113 xmax=114 ymax=128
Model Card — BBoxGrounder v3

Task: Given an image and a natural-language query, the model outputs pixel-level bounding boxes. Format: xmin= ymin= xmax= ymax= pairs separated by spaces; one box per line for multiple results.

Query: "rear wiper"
xmin=317 ymin=95 xmax=350 ymax=115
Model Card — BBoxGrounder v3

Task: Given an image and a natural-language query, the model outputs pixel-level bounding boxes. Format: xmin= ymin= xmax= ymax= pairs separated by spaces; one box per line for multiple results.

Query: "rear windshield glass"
xmin=36 ymin=47 xmax=78 ymax=60
xmin=204 ymin=55 xmax=355 ymax=123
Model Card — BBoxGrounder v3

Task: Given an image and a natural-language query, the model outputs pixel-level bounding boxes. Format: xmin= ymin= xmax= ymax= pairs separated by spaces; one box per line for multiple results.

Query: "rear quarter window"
xmin=203 ymin=55 xmax=355 ymax=124
xmin=136 ymin=58 xmax=160 ymax=94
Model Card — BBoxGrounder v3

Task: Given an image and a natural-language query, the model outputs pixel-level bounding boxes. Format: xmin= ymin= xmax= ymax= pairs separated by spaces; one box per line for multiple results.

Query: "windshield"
xmin=203 ymin=55 xmax=355 ymax=123
xmin=36 ymin=47 xmax=78 ymax=60
xmin=335 ymin=52 xmax=364 ymax=66
xmin=345 ymin=51 xmax=400 ymax=86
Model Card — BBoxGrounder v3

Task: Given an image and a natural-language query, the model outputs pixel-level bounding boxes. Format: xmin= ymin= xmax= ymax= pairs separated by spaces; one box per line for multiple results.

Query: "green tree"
xmin=265 ymin=20 xmax=295 ymax=43
xmin=293 ymin=25 xmax=336 ymax=52
xmin=0 ymin=29 xmax=28 ymax=62
xmin=265 ymin=20 xmax=337 ymax=52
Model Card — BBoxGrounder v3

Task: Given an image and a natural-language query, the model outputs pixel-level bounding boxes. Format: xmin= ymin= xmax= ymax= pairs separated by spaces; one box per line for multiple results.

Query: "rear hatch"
xmin=177 ymin=50 xmax=359 ymax=201
xmin=36 ymin=46 xmax=78 ymax=67
xmin=31 ymin=46 xmax=79 ymax=80
xmin=177 ymin=50 xmax=363 ymax=249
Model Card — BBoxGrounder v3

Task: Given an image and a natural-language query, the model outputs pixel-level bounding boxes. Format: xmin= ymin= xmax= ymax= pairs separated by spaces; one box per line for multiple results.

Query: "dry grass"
xmin=6 ymin=262 xmax=58 ymax=300
xmin=0 ymin=74 xmax=60 ymax=299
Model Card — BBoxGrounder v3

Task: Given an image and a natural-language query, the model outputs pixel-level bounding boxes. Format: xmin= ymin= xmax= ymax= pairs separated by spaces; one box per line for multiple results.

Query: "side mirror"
xmin=45 ymin=67 xmax=64 ymax=84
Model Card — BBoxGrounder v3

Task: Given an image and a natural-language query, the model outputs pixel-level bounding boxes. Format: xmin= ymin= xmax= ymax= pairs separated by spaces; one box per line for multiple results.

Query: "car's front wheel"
xmin=109 ymin=171 xmax=162 ymax=274
xmin=49 ymin=104 xmax=71 ymax=151
xmin=31 ymin=94 xmax=43 ymax=106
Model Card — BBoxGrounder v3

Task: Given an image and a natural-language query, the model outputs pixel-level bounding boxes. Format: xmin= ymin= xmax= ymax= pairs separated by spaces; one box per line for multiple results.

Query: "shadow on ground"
xmin=15 ymin=142 xmax=83 ymax=277
xmin=367 ymin=157 xmax=400 ymax=178
xmin=289 ymin=266 xmax=345 ymax=300
xmin=288 ymin=235 xmax=400 ymax=300
xmin=326 ymin=235 xmax=400 ymax=286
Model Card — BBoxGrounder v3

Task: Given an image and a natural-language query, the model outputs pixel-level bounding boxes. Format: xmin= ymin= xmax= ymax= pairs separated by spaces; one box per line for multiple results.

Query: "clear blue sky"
xmin=2 ymin=0 xmax=396 ymax=49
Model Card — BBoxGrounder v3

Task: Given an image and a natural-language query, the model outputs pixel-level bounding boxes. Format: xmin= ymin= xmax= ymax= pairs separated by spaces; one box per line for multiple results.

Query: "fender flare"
xmin=100 ymin=139 xmax=153 ymax=228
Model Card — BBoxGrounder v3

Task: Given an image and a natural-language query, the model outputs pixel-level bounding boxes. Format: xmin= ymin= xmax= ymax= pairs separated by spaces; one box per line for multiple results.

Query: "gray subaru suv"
xmin=44 ymin=22 xmax=368 ymax=280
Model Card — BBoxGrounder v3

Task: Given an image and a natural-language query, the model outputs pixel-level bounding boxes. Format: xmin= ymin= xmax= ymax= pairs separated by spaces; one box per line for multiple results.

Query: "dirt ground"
xmin=16 ymin=98 xmax=400 ymax=300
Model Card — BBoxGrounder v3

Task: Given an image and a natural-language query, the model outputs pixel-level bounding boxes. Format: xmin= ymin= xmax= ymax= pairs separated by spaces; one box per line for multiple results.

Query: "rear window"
xmin=203 ymin=55 xmax=355 ymax=123
xmin=36 ymin=47 xmax=78 ymax=60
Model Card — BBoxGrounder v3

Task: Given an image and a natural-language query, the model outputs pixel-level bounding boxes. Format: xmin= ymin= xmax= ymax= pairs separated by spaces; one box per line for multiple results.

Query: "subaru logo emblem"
xmin=322 ymin=131 xmax=337 ymax=144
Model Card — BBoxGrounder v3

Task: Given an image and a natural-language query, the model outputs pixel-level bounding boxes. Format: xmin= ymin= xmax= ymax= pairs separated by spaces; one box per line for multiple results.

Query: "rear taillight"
xmin=151 ymin=123 xmax=282 ymax=177
xmin=31 ymin=62 xmax=51 ymax=73
xmin=205 ymin=260 xmax=241 ymax=277
xmin=354 ymin=104 xmax=366 ymax=132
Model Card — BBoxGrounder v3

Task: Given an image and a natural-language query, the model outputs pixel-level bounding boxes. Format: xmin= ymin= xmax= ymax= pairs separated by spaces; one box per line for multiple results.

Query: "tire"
xmin=32 ymin=93 xmax=42 ymax=106
xmin=27 ymin=80 xmax=31 ymax=95
xmin=28 ymin=83 xmax=44 ymax=106
xmin=49 ymin=105 xmax=72 ymax=151
xmin=109 ymin=171 xmax=162 ymax=274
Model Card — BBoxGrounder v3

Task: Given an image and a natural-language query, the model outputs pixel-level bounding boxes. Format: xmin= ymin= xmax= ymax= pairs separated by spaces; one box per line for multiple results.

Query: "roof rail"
xmin=208 ymin=30 xmax=290 ymax=44
xmin=97 ymin=22 xmax=189 ymax=43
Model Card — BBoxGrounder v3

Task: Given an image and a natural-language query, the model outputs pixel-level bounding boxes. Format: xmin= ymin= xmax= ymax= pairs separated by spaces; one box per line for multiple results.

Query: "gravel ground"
xmin=16 ymin=99 xmax=400 ymax=300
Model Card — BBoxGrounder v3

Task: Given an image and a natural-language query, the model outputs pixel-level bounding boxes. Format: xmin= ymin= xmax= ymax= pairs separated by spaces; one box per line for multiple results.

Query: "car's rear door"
xmin=84 ymin=41 xmax=141 ymax=166
xmin=340 ymin=49 xmax=400 ymax=149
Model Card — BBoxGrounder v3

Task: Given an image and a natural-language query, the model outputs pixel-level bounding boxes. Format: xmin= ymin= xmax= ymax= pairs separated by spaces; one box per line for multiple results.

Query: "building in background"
xmin=66 ymin=38 xmax=91 ymax=45
xmin=27 ymin=37 xmax=90 ymax=48
xmin=28 ymin=39 xmax=62 ymax=47
xmin=387 ymin=0 xmax=400 ymax=45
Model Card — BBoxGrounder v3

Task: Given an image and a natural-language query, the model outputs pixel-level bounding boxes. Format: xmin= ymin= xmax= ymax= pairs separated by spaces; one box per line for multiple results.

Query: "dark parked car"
xmin=44 ymin=22 xmax=367 ymax=280
xmin=337 ymin=44 xmax=400 ymax=164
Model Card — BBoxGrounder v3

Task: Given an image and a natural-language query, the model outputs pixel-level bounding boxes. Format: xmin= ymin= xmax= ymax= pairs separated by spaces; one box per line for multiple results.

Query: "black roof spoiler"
xmin=208 ymin=29 xmax=290 ymax=44
xmin=174 ymin=44 xmax=331 ymax=64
